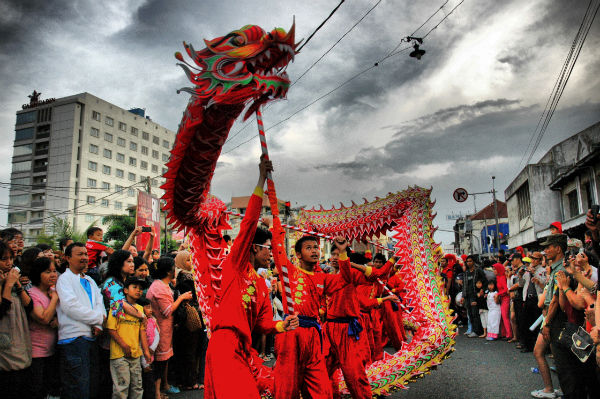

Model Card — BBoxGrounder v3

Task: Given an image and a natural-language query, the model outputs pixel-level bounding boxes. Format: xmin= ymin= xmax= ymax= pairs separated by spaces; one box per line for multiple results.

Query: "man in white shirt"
xmin=56 ymin=242 xmax=106 ymax=399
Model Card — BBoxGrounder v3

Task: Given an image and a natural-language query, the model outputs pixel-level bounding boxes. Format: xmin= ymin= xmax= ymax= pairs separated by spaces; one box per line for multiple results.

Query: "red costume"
xmin=324 ymin=253 xmax=394 ymax=399
xmin=273 ymin=261 xmax=345 ymax=399
xmin=205 ymin=187 xmax=285 ymax=399
xmin=493 ymin=263 xmax=512 ymax=339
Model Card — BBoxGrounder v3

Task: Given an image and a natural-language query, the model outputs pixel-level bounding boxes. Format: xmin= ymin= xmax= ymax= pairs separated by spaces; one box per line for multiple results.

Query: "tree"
xmin=102 ymin=214 xmax=135 ymax=248
xmin=35 ymin=216 xmax=89 ymax=249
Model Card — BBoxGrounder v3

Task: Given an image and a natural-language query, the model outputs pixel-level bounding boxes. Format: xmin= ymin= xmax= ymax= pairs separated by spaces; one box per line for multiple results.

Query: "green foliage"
xmin=102 ymin=214 xmax=135 ymax=248
xmin=161 ymin=236 xmax=179 ymax=253
xmin=34 ymin=216 xmax=89 ymax=249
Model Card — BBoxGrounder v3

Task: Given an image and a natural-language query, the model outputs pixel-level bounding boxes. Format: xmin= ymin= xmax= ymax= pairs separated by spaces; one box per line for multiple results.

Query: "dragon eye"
xmin=231 ymin=36 xmax=245 ymax=46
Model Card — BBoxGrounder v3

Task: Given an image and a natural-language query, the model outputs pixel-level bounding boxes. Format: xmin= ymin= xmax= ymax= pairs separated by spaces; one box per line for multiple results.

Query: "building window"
xmin=162 ymin=153 xmax=169 ymax=162
xmin=92 ymin=111 xmax=101 ymax=121
xmin=152 ymin=150 xmax=159 ymax=159
xmin=117 ymin=137 xmax=126 ymax=147
xmin=162 ymin=140 xmax=170 ymax=149
xmin=8 ymin=212 xmax=27 ymax=223
xmin=105 ymin=116 xmax=114 ymax=126
xmin=103 ymin=165 xmax=111 ymax=175
xmin=141 ymin=146 xmax=148 ymax=155
xmin=128 ymin=188 xmax=135 ymax=197
xmin=141 ymin=160 xmax=148 ymax=170
xmin=118 ymin=122 xmax=127 ymax=131
xmin=13 ymin=144 xmax=33 ymax=157
xmin=151 ymin=179 xmax=158 ymax=187
xmin=116 ymin=153 xmax=125 ymax=163
xmin=130 ymin=142 xmax=137 ymax=151
xmin=103 ymin=149 xmax=112 ymax=159
xmin=15 ymin=127 xmax=35 ymax=141
xmin=115 ymin=201 xmax=123 ymax=210
xmin=16 ymin=111 xmax=37 ymax=125
xmin=142 ymin=131 xmax=150 ymax=140
xmin=116 ymin=169 xmax=124 ymax=178
xmin=129 ymin=157 xmax=137 ymax=166
xmin=115 ymin=185 xmax=124 ymax=192
xmin=85 ymin=214 xmax=94 ymax=222
xmin=88 ymin=161 xmax=98 ymax=171
xmin=516 ymin=182 xmax=531 ymax=220
xmin=131 ymin=127 xmax=138 ymax=136
xmin=101 ymin=199 xmax=109 ymax=208
xmin=87 ymin=178 xmax=97 ymax=187
xmin=152 ymin=135 xmax=159 ymax=145
xmin=89 ymin=144 xmax=99 ymax=154
xmin=9 ymin=194 xmax=29 ymax=206
xmin=104 ymin=132 xmax=113 ymax=142
xmin=128 ymin=172 xmax=136 ymax=181
xmin=102 ymin=182 xmax=110 ymax=190
xmin=567 ymin=190 xmax=579 ymax=218
xmin=151 ymin=164 xmax=158 ymax=173
xmin=87 ymin=196 xmax=96 ymax=204
xmin=581 ymin=180 xmax=593 ymax=212
xmin=90 ymin=127 xmax=100 ymax=137
xmin=162 ymin=167 xmax=168 ymax=175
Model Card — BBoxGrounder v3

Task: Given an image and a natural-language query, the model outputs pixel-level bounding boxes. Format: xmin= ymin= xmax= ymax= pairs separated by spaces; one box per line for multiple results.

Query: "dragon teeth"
xmin=264 ymin=49 xmax=271 ymax=59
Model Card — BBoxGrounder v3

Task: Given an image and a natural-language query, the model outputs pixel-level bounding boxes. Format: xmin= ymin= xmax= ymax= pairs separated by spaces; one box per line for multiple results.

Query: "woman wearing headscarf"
xmin=173 ymin=251 xmax=205 ymax=391
xmin=493 ymin=263 xmax=512 ymax=339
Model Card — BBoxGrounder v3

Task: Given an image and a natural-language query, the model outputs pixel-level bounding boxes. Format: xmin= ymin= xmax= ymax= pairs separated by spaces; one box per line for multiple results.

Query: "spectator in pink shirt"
xmin=28 ymin=257 xmax=60 ymax=399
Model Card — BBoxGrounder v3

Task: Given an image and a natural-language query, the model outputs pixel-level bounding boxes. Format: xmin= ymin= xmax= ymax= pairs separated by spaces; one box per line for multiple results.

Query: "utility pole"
xmin=492 ymin=176 xmax=500 ymax=252
xmin=146 ymin=176 xmax=151 ymax=194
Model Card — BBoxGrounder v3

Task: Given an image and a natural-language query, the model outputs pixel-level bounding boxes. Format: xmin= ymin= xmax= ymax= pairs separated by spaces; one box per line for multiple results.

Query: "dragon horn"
xmin=285 ymin=17 xmax=301 ymax=51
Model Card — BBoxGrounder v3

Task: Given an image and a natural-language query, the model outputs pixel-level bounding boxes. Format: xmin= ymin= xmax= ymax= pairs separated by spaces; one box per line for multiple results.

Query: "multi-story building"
xmin=8 ymin=91 xmax=176 ymax=244
xmin=505 ymin=121 xmax=600 ymax=248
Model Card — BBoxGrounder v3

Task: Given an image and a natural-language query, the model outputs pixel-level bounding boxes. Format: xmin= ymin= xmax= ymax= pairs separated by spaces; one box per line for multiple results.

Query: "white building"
xmin=8 ymin=92 xmax=176 ymax=244
xmin=505 ymin=121 xmax=600 ymax=248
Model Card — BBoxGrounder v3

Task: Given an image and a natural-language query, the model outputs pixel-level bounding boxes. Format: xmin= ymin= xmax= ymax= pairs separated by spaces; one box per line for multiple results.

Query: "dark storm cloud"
xmin=317 ymin=99 xmax=600 ymax=179
xmin=0 ymin=0 xmax=81 ymax=52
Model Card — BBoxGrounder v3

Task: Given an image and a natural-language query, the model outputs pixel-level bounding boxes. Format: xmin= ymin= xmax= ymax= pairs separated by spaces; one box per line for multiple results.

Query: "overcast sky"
xmin=1 ymin=0 xmax=599 ymax=247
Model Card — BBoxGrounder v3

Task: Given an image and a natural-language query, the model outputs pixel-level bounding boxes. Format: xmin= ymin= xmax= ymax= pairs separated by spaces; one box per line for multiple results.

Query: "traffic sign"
xmin=453 ymin=188 xmax=468 ymax=203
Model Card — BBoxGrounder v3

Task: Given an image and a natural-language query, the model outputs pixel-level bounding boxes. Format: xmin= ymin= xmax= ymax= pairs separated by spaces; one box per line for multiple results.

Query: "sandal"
xmin=182 ymin=384 xmax=200 ymax=390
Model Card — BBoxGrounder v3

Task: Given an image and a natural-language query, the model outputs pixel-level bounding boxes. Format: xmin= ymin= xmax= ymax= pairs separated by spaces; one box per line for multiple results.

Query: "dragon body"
xmin=163 ymin=23 xmax=455 ymax=397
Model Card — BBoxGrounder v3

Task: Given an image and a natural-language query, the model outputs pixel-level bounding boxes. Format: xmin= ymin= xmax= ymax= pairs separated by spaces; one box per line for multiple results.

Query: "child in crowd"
xmin=139 ymin=298 xmax=160 ymax=399
xmin=476 ymin=279 xmax=488 ymax=338
xmin=107 ymin=277 xmax=151 ymax=399
xmin=85 ymin=227 xmax=114 ymax=284
xmin=486 ymin=280 xmax=501 ymax=341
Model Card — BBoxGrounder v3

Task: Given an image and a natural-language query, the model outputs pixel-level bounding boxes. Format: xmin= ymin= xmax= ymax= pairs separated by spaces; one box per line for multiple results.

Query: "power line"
xmin=222 ymin=0 xmax=374 ymax=151
xmin=293 ymin=0 xmax=383 ymax=87
xmin=297 ymin=0 xmax=346 ymax=53
xmin=382 ymin=0 xmax=450 ymax=60
xmin=520 ymin=0 xmax=599 ymax=166
xmin=15 ymin=173 xmax=164 ymax=227
xmin=222 ymin=0 xmax=467 ymax=155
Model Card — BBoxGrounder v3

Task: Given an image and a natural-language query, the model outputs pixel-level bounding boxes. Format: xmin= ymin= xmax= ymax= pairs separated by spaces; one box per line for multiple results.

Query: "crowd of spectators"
xmin=444 ymin=215 xmax=600 ymax=399
xmin=0 ymin=226 xmax=207 ymax=399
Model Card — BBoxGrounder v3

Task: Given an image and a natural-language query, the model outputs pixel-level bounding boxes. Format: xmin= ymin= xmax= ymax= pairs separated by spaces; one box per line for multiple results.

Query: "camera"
xmin=141 ymin=226 xmax=152 ymax=233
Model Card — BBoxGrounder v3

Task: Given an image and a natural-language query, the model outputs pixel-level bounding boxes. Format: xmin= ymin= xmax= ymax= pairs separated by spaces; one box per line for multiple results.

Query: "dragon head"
xmin=176 ymin=22 xmax=297 ymax=119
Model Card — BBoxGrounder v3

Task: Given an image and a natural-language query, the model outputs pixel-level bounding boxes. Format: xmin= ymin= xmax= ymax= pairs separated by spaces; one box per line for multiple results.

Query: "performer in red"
xmin=384 ymin=264 xmax=407 ymax=345
xmin=325 ymin=239 xmax=398 ymax=399
xmin=272 ymin=235 xmax=348 ymax=399
xmin=204 ymin=157 xmax=299 ymax=399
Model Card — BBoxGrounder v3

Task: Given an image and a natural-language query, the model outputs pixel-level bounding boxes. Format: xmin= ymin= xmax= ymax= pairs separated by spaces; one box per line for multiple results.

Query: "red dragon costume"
xmin=162 ymin=20 xmax=456 ymax=398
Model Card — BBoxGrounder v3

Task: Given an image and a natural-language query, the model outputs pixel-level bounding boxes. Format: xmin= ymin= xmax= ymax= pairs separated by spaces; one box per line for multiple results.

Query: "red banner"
xmin=136 ymin=190 xmax=161 ymax=253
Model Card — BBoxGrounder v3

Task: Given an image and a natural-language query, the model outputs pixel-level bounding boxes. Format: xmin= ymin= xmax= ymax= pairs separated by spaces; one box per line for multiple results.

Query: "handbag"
xmin=558 ymin=322 xmax=596 ymax=363
xmin=184 ymin=303 xmax=202 ymax=332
